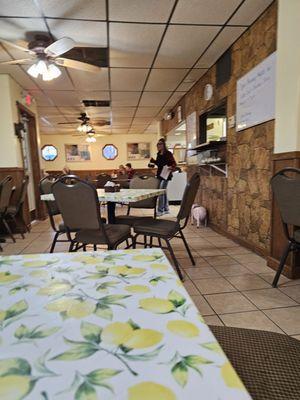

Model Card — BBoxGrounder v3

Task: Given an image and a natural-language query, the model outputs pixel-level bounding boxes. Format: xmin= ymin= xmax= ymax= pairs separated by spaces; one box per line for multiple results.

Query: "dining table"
xmin=0 ymin=248 xmax=252 ymax=399
xmin=41 ymin=188 xmax=165 ymax=224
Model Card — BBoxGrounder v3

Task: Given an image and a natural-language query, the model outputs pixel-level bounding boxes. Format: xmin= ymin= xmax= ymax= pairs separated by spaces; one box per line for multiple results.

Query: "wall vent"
xmin=82 ymin=100 xmax=110 ymax=107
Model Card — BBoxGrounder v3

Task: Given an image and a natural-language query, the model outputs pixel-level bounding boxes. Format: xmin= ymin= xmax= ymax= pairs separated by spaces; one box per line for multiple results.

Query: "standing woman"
xmin=150 ymin=138 xmax=176 ymax=216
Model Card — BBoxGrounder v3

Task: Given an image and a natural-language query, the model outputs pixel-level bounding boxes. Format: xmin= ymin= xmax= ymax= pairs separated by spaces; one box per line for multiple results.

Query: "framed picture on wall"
xmin=65 ymin=144 xmax=91 ymax=162
xmin=127 ymin=142 xmax=150 ymax=160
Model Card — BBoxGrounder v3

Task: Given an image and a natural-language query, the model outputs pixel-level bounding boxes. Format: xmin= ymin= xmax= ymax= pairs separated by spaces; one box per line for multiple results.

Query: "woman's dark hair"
xmin=125 ymin=163 xmax=132 ymax=168
xmin=157 ymin=138 xmax=167 ymax=152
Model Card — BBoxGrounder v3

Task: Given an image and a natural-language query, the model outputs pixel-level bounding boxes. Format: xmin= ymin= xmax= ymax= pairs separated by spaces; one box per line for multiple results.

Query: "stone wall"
xmin=163 ymin=2 xmax=277 ymax=254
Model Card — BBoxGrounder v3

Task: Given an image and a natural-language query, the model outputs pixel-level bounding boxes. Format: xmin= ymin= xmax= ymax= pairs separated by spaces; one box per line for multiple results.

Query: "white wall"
xmin=0 ymin=74 xmax=40 ymax=167
xmin=40 ymin=133 xmax=158 ymax=171
xmin=274 ymin=0 xmax=300 ymax=153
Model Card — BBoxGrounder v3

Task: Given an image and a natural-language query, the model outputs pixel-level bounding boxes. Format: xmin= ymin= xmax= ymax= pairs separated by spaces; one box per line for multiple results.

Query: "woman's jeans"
xmin=158 ymin=179 xmax=169 ymax=213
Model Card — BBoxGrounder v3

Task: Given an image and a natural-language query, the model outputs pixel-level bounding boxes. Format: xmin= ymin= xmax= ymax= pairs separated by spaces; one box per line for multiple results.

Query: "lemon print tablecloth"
xmin=0 ymin=249 xmax=252 ymax=400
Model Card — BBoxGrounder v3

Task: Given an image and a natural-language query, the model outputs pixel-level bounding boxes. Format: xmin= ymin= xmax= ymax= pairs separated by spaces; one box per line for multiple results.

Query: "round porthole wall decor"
xmin=102 ymin=144 xmax=118 ymax=160
xmin=41 ymin=145 xmax=58 ymax=161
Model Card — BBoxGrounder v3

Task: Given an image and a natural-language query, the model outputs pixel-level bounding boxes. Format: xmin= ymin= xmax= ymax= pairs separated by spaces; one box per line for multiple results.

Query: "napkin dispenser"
xmin=104 ymin=181 xmax=121 ymax=192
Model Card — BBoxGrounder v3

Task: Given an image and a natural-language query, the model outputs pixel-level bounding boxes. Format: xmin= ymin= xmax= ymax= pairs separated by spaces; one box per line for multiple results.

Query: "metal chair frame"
xmin=0 ymin=176 xmax=16 ymax=243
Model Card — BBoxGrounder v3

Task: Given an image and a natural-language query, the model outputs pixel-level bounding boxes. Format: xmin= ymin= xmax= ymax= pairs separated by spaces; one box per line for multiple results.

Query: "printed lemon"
xmin=45 ymin=298 xmax=74 ymax=312
xmin=167 ymin=320 xmax=199 ymax=338
xmin=221 ymin=362 xmax=245 ymax=390
xmin=109 ymin=266 xmax=130 ymax=275
xmin=66 ymin=299 xmax=95 ymax=319
xmin=101 ymin=322 xmax=133 ymax=345
xmin=128 ymin=381 xmax=176 ymax=400
xmin=132 ymin=255 xmax=157 ymax=262
xmin=22 ymin=260 xmax=50 ymax=268
xmin=0 ymin=272 xmax=21 ymax=284
xmin=72 ymin=255 xmax=102 ymax=264
xmin=125 ymin=285 xmax=150 ymax=294
xmin=0 ymin=375 xmax=32 ymax=400
xmin=125 ymin=267 xmax=146 ymax=275
xmin=38 ymin=282 xmax=72 ymax=296
xmin=150 ymin=263 xmax=169 ymax=271
xmin=29 ymin=270 xmax=49 ymax=278
xmin=0 ymin=310 xmax=6 ymax=321
xmin=139 ymin=298 xmax=175 ymax=314
xmin=124 ymin=329 xmax=163 ymax=349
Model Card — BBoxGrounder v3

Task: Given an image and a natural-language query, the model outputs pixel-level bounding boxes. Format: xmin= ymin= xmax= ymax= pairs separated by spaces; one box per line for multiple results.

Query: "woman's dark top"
xmin=153 ymin=150 xmax=176 ymax=180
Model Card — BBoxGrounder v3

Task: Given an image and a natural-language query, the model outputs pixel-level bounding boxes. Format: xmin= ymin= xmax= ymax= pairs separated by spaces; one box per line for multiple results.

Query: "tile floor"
xmin=1 ymin=205 xmax=300 ymax=339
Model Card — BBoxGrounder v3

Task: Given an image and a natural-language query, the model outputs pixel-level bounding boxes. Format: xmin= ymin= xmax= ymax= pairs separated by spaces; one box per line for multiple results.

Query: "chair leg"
xmin=149 ymin=236 xmax=153 ymax=248
xmin=126 ymin=239 xmax=130 ymax=248
xmin=132 ymin=236 xmax=136 ymax=249
xmin=272 ymin=242 xmax=292 ymax=287
xmin=93 ymin=244 xmax=97 ymax=251
xmin=144 ymin=235 xmax=147 ymax=248
xmin=179 ymin=230 xmax=195 ymax=265
xmin=83 ymin=245 xmax=87 ymax=252
xmin=2 ymin=218 xmax=16 ymax=243
xmin=12 ymin=216 xmax=25 ymax=239
xmin=68 ymin=241 xmax=75 ymax=252
xmin=158 ymin=237 xmax=162 ymax=247
xmin=165 ymin=239 xmax=183 ymax=281
xmin=50 ymin=232 xmax=59 ymax=253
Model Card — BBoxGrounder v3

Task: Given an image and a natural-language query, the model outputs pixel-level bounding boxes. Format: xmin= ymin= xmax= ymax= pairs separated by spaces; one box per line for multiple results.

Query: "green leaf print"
xmin=14 ymin=324 xmax=60 ymax=340
xmin=80 ymin=322 xmax=102 ymax=343
xmin=168 ymin=290 xmax=186 ymax=308
xmin=171 ymin=361 xmax=188 ymax=387
xmin=0 ymin=358 xmax=31 ymax=377
xmin=75 ymin=382 xmax=97 ymax=400
xmin=201 ymin=342 xmax=224 ymax=354
xmin=4 ymin=300 xmax=28 ymax=321
xmin=52 ymin=342 xmax=98 ymax=361
xmin=86 ymin=369 xmax=121 ymax=385
xmin=94 ymin=304 xmax=113 ymax=320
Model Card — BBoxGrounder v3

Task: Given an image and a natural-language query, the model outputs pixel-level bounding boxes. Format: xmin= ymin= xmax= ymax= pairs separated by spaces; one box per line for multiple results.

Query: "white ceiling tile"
xmin=68 ymin=68 xmax=109 ymax=91
xmin=45 ymin=90 xmax=81 ymax=106
xmin=58 ymin=106 xmax=85 ymax=115
xmin=111 ymin=91 xmax=140 ymax=106
xmin=133 ymin=117 xmax=153 ymax=124
xmin=145 ymin=68 xmax=188 ymax=91
xmin=112 ymin=117 xmax=132 ymax=123
xmin=30 ymin=90 xmax=54 ymax=106
xmin=110 ymin=23 xmax=164 ymax=67
xmin=35 ymin=68 xmax=74 ymax=90
xmin=84 ymin=107 xmax=111 ymax=118
xmin=139 ymin=91 xmax=171 ymax=106
xmin=135 ymin=106 xmax=161 ymax=117
xmin=165 ymin=91 xmax=183 ymax=107
xmin=177 ymin=69 xmax=207 ymax=91
xmin=155 ymin=25 xmax=220 ymax=68
xmin=229 ymin=0 xmax=274 ymax=25
xmin=40 ymin=0 xmax=106 ymax=19
xmin=77 ymin=91 xmax=110 ymax=101
xmin=109 ymin=0 xmax=175 ymax=22
xmin=0 ymin=0 xmax=41 ymax=17
xmin=111 ymin=68 xmax=148 ymax=91
xmin=111 ymin=128 xmax=129 ymax=134
xmin=172 ymin=0 xmax=241 ymax=24
xmin=111 ymin=107 xmax=136 ymax=117
xmin=47 ymin=19 xmax=107 ymax=46
xmin=196 ymin=26 xmax=246 ymax=68
xmin=38 ymin=106 xmax=61 ymax=116
xmin=0 ymin=18 xmax=47 ymax=41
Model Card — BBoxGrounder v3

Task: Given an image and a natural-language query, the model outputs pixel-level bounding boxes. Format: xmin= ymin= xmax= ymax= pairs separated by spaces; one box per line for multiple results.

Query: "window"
xmin=102 ymin=144 xmax=118 ymax=160
xmin=41 ymin=145 xmax=58 ymax=161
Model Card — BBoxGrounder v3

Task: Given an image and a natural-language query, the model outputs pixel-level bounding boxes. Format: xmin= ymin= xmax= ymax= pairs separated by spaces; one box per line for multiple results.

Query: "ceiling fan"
xmin=58 ymin=112 xmax=110 ymax=132
xmin=0 ymin=34 xmax=101 ymax=81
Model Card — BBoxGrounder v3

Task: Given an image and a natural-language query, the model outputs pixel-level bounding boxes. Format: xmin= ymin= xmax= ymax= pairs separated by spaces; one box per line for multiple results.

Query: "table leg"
xmin=107 ymin=202 xmax=116 ymax=224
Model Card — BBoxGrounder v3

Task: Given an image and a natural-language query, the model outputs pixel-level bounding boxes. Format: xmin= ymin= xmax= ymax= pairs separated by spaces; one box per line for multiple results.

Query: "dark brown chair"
xmin=115 ymin=175 xmax=160 ymax=227
xmin=96 ymin=173 xmax=111 ymax=189
xmin=52 ymin=175 xmax=132 ymax=251
xmin=210 ymin=325 xmax=300 ymax=400
xmin=40 ymin=175 xmax=70 ymax=253
xmin=270 ymin=168 xmax=300 ymax=287
xmin=133 ymin=173 xmax=200 ymax=280
xmin=7 ymin=175 xmax=29 ymax=238
xmin=0 ymin=176 xmax=15 ymax=243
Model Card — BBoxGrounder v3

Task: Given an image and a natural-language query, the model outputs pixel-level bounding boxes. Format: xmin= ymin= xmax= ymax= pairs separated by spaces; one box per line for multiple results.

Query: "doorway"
xmin=17 ymin=102 xmax=45 ymax=221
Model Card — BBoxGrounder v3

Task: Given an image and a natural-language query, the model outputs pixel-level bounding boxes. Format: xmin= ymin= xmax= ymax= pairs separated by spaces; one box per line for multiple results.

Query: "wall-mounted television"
xmin=198 ymin=101 xmax=227 ymax=145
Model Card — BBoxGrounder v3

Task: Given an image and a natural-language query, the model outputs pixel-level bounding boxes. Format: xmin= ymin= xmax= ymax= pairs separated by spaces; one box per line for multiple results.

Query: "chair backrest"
xmin=0 ymin=176 xmax=13 ymax=214
xmin=177 ymin=173 xmax=200 ymax=226
xmin=15 ymin=175 xmax=29 ymax=211
xmin=52 ymin=175 xmax=105 ymax=234
xmin=271 ymin=168 xmax=300 ymax=228
xmin=39 ymin=175 xmax=60 ymax=216
xmin=129 ymin=175 xmax=160 ymax=209
xmin=96 ymin=173 xmax=111 ymax=188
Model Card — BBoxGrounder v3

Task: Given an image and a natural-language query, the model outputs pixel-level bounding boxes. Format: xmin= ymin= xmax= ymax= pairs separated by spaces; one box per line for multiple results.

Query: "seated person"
xmin=125 ymin=163 xmax=135 ymax=179
xmin=118 ymin=165 xmax=126 ymax=176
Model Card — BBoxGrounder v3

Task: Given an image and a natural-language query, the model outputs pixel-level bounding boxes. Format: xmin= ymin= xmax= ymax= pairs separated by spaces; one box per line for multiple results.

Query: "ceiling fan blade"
xmin=58 ymin=121 xmax=78 ymax=125
xmin=0 ymin=58 xmax=34 ymax=65
xmin=44 ymin=37 xmax=75 ymax=57
xmin=0 ymin=38 xmax=34 ymax=54
xmin=55 ymin=57 xmax=101 ymax=73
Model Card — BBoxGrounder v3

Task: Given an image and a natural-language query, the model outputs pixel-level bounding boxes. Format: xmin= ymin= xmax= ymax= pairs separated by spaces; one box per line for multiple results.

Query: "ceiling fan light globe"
xmin=36 ymin=60 xmax=48 ymax=75
xmin=86 ymin=136 xmax=96 ymax=143
xmin=48 ymin=63 xmax=61 ymax=79
xmin=42 ymin=68 xmax=53 ymax=81
xmin=27 ymin=63 xmax=39 ymax=78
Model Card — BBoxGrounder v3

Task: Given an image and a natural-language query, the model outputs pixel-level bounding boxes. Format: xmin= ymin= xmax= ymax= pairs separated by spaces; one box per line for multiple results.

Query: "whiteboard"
xmin=236 ymin=52 xmax=276 ymax=132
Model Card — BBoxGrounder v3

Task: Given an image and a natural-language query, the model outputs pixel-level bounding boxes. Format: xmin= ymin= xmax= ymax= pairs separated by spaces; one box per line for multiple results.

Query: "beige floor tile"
xmin=183 ymin=280 xmax=200 ymax=296
xmin=291 ymin=335 xmax=300 ymax=340
xmin=279 ymin=286 xmax=300 ymax=303
xmin=205 ymin=292 xmax=257 ymax=314
xmin=190 ymin=295 xmax=215 ymax=316
xmin=242 ymin=262 xmax=271 ymax=274
xmin=223 ymin=246 xmax=252 ymax=255
xmin=196 ymin=248 xmax=225 ymax=257
xmin=243 ymin=288 xmax=297 ymax=309
xmin=204 ymin=315 xmax=224 ymax=326
xmin=232 ymin=253 xmax=266 ymax=265
xmin=219 ymin=310 xmax=284 ymax=333
xmin=185 ymin=265 xmax=221 ymax=279
xmin=227 ymin=274 xmax=271 ymax=290
xmin=179 ymin=257 xmax=211 ymax=268
xmin=173 ymin=250 xmax=198 ymax=259
xmin=264 ymin=306 xmax=300 ymax=335
xmin=204 ymin=255 xmax=239 ymax=266
xmin=259 ymin=273 xmax=291 ymax=286
xmin=212 ymin=263 xmax=253 ymax=277
xmin=194 ymin=277 xmax=236 ymax=295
